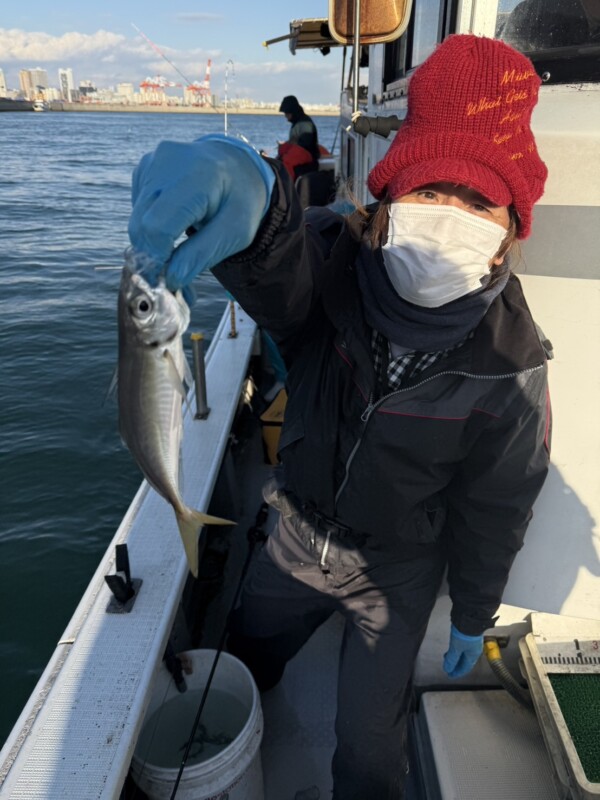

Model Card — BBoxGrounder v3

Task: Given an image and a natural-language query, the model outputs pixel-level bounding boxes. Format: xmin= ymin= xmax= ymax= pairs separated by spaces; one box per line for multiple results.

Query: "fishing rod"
xmin=131 ymin=22 xmax=246 ymax=139
xmin=131 ymin=23 xmax=195 ymax=87
xmin=168 ymin=503 xmax=269 ymax=799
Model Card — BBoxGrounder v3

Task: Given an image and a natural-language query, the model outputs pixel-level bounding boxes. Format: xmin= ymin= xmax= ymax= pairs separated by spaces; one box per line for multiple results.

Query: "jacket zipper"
xmin=334 ymin=364 xmax=544 ymax=507
xmin=361 ymin=365 xmax=543 ymax=421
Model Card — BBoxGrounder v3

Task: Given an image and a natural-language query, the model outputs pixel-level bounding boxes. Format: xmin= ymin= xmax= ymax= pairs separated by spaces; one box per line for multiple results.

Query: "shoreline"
xmin=40 ymin=102 xmax=340 ymax=116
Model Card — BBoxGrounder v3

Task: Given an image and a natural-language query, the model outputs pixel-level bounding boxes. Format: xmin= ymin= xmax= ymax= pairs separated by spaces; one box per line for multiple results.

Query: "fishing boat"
xmin=1 ymin=0 xmax=599 ymax=798
xmin=32 ymin=100 xmax=48 ymax=112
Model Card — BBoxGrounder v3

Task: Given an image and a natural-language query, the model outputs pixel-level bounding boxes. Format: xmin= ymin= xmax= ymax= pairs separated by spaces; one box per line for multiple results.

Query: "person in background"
xmin=127 ymin=34 xmax=551 ymax=799
xmin=277 ymin=94 xmax=320 ymax=180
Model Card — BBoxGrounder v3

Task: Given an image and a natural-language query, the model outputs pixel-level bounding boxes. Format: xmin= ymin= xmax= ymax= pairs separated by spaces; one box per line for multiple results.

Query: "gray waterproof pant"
xmin=228 ymin=498 xmax=447 ymax=800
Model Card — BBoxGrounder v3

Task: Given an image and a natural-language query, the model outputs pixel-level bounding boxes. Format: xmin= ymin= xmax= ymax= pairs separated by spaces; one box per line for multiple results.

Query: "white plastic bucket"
xmin=131 ymin=649 xmax=264 ymax=800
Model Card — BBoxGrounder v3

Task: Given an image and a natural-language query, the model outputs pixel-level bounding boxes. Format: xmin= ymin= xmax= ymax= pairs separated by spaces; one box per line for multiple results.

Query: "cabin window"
xmin=496 ymin=0 xmax=600 ymax=82
xmin=383 ymin=0 xmax=456 ymax=90
xmin=409 ymin=0 xmax=445 ymax=68
xmin=342 ymin=133 xmax=356 ymax=189
xmin=383 ymin=35 xmax=408 ymax=87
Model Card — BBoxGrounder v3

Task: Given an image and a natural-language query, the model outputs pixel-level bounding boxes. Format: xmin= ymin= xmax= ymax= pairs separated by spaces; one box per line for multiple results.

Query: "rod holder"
xmin=105 ymin=543 xmax=142 ymax=613
xmin=353 ymin=114 xmax=401 ymax=139
xmin=228 ymin=300 xmax=238 ymax=339
xmin=191 ymin=332 xmax=210 ymax=420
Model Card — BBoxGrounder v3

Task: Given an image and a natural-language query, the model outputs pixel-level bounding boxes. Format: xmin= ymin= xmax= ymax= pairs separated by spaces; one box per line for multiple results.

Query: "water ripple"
xmin=0 ymin=110 xmax=340 ymax=745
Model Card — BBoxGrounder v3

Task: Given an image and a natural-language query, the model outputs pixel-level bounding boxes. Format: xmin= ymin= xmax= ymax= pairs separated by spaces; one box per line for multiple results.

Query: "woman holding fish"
xmin=127 ymin=35 xmax=552 ymax=800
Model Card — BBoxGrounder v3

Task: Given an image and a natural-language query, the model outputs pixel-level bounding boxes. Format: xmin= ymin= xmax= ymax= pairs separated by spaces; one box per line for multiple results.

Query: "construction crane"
xmin=140 ymin=75 xmax=182 ymax=90
xmin=132 ymin=23 xmax=216 ymax=109
xmin=185 ymin=60 xmax=212 ymax=106
xmin=139 ymin=75 xmax=182 ymax=105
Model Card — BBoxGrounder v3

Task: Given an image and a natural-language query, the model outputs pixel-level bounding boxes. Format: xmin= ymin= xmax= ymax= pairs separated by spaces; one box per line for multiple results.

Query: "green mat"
xmin=549 ymin=673 xmax=600 ymax=784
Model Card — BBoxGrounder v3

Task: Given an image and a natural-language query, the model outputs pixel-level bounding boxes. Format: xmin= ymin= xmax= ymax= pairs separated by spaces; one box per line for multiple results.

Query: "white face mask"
xmin=381 ymin=203 xmax=507 ymax=308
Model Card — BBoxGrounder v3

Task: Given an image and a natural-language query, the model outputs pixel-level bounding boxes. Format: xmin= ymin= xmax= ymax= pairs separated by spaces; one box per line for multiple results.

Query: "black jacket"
xmin=213 ymin=161 xmax=552 ymax=635
xmin=279 ymin=95 xmax=320 ymax=161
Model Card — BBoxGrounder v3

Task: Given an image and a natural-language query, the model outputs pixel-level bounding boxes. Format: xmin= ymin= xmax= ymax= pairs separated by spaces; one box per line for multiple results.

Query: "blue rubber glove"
xmin=443 ymin=624 xmax=484 ymax=679
xmin=128 ymin=133 xmax=275 ymax=290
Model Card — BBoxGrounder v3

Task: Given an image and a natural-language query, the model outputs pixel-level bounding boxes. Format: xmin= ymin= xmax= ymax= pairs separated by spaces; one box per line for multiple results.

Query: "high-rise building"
xmin=19 ymin=70 xmax=34 ymax=99
xmin=78 ymin=80 xmax=97 ymax=100
xmin=19 ymin=68 xmax=48 ymax=99
xmin=58 ymin=68 xmax=75 ymax=102
xmin=117 ymin=82 xmax=134 ymax=99
xmin=0 ymin=69 xmax=7 ymax=96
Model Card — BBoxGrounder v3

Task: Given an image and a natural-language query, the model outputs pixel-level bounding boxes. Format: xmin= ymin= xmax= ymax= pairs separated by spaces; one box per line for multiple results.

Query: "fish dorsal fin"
xmin=102 ymin=365 xmax=119 ymax=407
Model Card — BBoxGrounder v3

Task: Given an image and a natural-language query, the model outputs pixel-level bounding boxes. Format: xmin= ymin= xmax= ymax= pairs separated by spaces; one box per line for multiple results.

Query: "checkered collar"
xmin=371 ymin=329 xmax=472 ymax=390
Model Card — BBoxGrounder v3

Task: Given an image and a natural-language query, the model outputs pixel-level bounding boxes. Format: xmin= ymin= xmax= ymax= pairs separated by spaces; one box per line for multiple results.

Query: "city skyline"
xmin=10 ymin=64 xmax=338 ymax=109
xmin=0 ymin=0 xmax=345 ymax=105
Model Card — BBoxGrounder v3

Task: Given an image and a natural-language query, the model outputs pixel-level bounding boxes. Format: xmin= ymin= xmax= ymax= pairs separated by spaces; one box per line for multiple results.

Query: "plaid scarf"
xmin=371 ymin=329 xmax=472 ymax=389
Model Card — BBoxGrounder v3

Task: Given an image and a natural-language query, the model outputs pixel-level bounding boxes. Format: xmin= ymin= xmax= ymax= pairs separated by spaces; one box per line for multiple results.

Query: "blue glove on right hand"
xmin=443 ymin=624 xmax=484 ymax=679
xmin=128 ymin=134 xmax=275 ymax=290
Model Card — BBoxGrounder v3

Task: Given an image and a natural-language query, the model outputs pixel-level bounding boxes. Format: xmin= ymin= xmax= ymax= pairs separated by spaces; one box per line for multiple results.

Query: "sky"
xmin=0 ymin=0 xmax=344 ymax=105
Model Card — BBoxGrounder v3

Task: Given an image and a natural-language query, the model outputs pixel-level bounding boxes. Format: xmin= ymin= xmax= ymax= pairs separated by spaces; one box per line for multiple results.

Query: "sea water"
xmin=135 ymin=688 xmax=250 ymax=768
xmin=0 ymin=110 xmax=340 ymax=747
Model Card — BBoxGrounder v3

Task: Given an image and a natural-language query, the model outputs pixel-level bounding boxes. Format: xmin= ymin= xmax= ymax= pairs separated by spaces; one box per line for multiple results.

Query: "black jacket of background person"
xmin=279 ymin=95 xmax=320 ymax=163
xmin=213 ymin=158 xmax=552 ymax=638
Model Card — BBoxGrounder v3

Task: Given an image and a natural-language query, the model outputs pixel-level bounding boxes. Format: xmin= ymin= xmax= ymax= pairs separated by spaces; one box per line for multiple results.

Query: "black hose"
xmin=168 ymin=503 xmax=269 ymax=799
xmin=484 ymin=638 xmax=534 ymax=709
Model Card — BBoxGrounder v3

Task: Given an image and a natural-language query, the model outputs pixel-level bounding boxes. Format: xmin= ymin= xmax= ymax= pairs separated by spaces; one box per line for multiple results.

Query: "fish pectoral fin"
xmin=176 ymin=509 xmax=235 ymax=577
xmin=183 ymin=354 xmax=194 ymax=391
xmin=163 ymin=349 xmax=193 ymax=416
xmin=163 ymin=349 xmax=188 ymax=401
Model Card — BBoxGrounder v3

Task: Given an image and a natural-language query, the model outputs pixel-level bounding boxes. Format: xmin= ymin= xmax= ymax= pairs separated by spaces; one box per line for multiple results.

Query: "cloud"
xmin=0 ymin=26 xmax=342 ymax=104
xmin=0 ymin=27 xmax=204 ymax=86
xmin=240 ymin=60 xmax=335 ymax=77
xmin=0 ymin=28 xmax=125 ymax=62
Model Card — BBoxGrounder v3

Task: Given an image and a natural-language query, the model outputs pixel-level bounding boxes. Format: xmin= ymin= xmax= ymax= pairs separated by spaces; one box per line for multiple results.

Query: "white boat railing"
xmin=0 ymin=303 xmax=257 ymax=800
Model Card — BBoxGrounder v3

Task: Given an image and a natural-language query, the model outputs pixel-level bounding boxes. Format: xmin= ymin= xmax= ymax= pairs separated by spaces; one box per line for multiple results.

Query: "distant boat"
xmin=32 ymin=100 xmax=48 ymax=112
xmin=0 ymin=97 xmax=34 ymax=112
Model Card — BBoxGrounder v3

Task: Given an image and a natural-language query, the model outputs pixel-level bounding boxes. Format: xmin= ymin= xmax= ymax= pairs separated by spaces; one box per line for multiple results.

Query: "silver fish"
xmin=118 ymin=262 xmax=231 ymax=576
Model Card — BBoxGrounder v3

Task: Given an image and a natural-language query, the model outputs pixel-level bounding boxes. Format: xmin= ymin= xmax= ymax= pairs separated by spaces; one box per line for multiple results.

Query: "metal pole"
xmin=352 ymin=0 xmax=362 ymax=115
xmin=228 ymin=300 xmax=238 ymax=339
xmin=190 ymin=333 xmax=210 ymax=419
xmin=224 ymin=65 xmax=228 ymax=135
xmin=224 ymin=59 xmax=234 ymax=135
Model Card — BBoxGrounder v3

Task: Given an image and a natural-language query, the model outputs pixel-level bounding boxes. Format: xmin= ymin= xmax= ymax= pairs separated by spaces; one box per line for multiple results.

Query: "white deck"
xmin=2 ymin=272 xmax=598 ymax=799
xmin=0 ymin=304 xmax=257 ymax=799
xmin=415 ymin=691 xmax=562 ymax=800
xmin=261 ymin=616 xmax=342 ymax=800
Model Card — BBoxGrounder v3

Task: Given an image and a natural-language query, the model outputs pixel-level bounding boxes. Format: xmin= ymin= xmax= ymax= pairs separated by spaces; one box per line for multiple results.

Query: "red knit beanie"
xmin=367 ymin=35 xmax=547 ymax=239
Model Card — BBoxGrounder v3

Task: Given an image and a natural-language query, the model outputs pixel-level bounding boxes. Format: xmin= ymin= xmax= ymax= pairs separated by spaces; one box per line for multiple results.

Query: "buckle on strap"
xmin=305 ymin=507 xmax=352 ymax=538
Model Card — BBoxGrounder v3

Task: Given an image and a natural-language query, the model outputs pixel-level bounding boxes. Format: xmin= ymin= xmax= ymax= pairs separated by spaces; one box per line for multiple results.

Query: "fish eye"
xmin=131 ymin=295 xmax=153 ymax=318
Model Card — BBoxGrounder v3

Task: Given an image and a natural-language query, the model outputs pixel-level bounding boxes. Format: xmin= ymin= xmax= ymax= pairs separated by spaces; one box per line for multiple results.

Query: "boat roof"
xmin=263 ymin=18 xmax=343 ymax=55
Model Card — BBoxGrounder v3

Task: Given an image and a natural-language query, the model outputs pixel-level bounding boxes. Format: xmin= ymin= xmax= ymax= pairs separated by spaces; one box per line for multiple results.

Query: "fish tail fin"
xmin=176 ymin=508 xmax=234 ymax=578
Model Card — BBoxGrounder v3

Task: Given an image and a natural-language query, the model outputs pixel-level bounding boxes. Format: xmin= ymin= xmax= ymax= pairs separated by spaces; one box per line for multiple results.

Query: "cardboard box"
xmin=260 ymin=389 xmax=288 ymax=465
